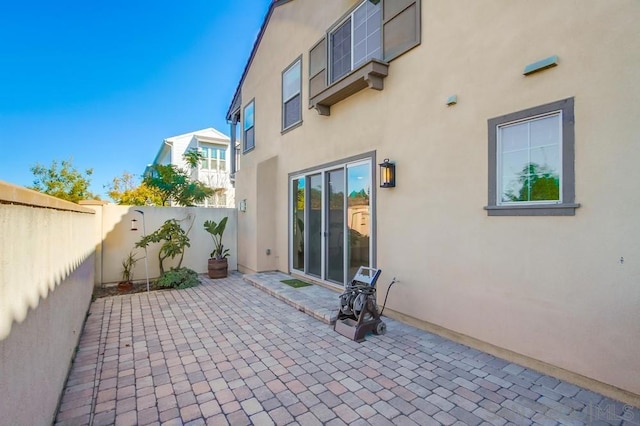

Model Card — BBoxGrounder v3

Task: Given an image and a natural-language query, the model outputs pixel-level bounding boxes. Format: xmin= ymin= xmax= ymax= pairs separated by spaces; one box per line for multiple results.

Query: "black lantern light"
xmin=379 ymin=158 xmax=396 ymax=188
xmin=130 ymin=218 xmax=138 ymax=231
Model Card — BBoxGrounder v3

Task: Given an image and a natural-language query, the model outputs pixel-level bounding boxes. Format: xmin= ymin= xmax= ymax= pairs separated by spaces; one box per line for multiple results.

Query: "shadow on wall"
xmin=0 ymin=180 xmax=98 ymax=426
xmin=90 ymin=205 xmax=238 ymax=285
xmin=0 ymin=202 xmax=95 ymax=341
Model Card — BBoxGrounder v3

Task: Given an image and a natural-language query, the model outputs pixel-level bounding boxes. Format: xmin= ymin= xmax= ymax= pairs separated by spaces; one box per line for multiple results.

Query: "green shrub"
xmin=157 ymin=267 xmax=200 ymax=289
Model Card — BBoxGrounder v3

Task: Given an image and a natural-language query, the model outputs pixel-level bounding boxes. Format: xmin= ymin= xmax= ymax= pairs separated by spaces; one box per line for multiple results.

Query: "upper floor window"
xmin=486 ymin=97 xmax=579 ymax=216
xmin=200 ymin=146 xmax=226 ymax=172
xmin=330 ymin=0 xmax=382 ymax=83
xmin=243 ymin=100 xmax=255 ymax=152
xmin=282 ymin=57 xmax=302 ymax=131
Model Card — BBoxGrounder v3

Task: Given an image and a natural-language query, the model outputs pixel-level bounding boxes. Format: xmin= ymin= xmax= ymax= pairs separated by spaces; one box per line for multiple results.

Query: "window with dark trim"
xmin=486 ymin=97 xmax=579 ymax=216
xmin=308 ymin=0 xmax=421 ymax=116
xmin=243 ymin=100 xmax=255 ymax=153
xmin=282 ymin=57 xmax=302 ymax=131
xmin=329 ymin=0 xmax=382 ymax=84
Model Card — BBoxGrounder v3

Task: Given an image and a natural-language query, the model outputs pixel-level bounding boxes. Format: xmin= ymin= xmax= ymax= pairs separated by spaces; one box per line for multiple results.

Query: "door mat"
xmin=281 ymin=278 xmax=312 ymax=288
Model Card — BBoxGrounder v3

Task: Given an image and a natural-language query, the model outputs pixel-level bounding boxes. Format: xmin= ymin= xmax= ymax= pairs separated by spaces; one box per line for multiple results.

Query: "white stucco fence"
xmin=0 ymin=181 xmax=96 ymax=425
xmin=87 ymin=204 xmax=237 ymax=285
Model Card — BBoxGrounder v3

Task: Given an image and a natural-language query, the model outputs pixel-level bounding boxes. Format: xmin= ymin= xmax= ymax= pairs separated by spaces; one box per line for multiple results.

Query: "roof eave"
xmin=226 ymin=0 xmax=296 ymax=120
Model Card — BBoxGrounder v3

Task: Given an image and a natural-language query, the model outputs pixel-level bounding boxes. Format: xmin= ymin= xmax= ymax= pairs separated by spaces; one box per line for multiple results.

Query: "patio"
xmin=55 ymin=272 xmax=637 ymax=426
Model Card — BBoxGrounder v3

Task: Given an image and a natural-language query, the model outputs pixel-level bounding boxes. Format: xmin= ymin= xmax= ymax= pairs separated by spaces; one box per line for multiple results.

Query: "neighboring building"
xmin=225 ymin=0 xmax=640 ymax=403
xmin=146 ymin=128 xmax=234 ymax=207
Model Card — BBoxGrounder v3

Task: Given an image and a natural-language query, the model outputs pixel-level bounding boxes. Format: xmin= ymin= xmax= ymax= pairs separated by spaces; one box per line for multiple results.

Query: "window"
xmin=329 ymin=0 xmax=381 ymax=83
xmin=243 ymin=100 xmax=255 ymax=152
xmin=200 ymin=146 xmax=226 ymax=172
xmin=282 ymin=57 xmax=302 ymax=131
xmin=487 ymin=97 xmax=579 ymax=216
xmin=234 ymin=122 xmax=241 ymax=173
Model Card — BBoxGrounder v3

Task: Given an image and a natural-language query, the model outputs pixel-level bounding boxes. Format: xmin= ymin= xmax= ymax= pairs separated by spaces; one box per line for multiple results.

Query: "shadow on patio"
xmin=56 ymin=272 xmax=638 ymax=426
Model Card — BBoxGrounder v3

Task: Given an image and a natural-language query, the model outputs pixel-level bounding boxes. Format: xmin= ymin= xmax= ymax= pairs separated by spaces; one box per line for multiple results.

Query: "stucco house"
xmin=146 ymin=127 xmax=235 ymax=207
xmin=225 ymin=0 xmax=639 ymax=404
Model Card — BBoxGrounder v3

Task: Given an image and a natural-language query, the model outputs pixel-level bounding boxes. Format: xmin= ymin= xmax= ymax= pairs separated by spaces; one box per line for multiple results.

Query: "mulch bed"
xmin=92 ymin=281 xmax=162 ymax=299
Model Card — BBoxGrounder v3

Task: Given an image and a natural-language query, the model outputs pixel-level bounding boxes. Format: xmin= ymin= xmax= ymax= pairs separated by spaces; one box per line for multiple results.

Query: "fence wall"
xmin=0 ymin=181 xmax=95 ymax=425
xmin=87 ymin=204 xmax=238 ymax=285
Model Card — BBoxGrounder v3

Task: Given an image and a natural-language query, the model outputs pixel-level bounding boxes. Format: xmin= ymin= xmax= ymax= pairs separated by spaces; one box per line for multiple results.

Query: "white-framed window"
xmin=282 ymin=57 xmax=302 ymax=131
xmin=497 ymin=112 xmax=561 ymax=204
xmin=329 ymin=0 xmax=382 ymax=83
xmin=200 ymin=146 xmax=226 ymax=172
xmin=486 ymin=97 xmax=578 ymax=216
xmin=243 ymin=100 xmax=255 ymax=152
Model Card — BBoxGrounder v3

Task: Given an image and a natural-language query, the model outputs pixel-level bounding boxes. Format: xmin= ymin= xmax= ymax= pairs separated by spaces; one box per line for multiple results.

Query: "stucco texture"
xmin=231 ymin=0 xmax=640 ymax=399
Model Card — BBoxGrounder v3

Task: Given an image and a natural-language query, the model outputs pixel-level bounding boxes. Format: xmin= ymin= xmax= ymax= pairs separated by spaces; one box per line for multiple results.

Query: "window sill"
xmin=484 ymin=203 xmax=581 ymax=216
xmin=309 ymin=59 xmax=389 ymax=116
xmin=243 ymin=147 xmax=255 ymax=155
xmin=281 ymin=120 xmax=303 ymax=135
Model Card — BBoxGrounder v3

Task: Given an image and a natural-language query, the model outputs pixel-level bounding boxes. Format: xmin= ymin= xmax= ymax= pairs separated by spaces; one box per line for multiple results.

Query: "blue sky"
xmin=0 ymin=1 xmax=270 ymax=198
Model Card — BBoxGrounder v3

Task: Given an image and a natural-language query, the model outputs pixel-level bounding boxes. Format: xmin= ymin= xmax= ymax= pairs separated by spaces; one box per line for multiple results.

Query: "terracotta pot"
xmin=208 ymin=258 xmax=228 ymax=279
xmin=117 ymin=281 xmax=133 ymax=292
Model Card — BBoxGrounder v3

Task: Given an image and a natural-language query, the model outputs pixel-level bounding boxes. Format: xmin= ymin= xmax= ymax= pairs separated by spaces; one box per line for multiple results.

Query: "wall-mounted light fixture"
xmin=130 ymin=218 xmax=138 ymax=231
xmin=239 ymin=199 xmax=247 ymax=212
xmin=379 ymin=159 xmax=396 ymax=188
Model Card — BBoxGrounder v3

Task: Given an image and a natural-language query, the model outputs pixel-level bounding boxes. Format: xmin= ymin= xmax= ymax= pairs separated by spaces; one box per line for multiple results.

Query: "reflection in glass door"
xmin=307 ymin=174 xmax=322 ymax=277
xmin=290 ymin=159 xmax=372 ymax=286
xmin=347 ymin=163 xmax=370 ymax=280
xmin=292 ymin=178 xmax=304 ymax=272
xmin=326 ymin=169 xmax=345 ymax=283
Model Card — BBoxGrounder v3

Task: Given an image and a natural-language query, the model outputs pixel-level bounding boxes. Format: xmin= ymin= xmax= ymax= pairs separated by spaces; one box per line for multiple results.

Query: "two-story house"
xmin=146 ymin=127 xmax=235 ymax=207
xmin=225 ymin=0 xmax=640 ymax=403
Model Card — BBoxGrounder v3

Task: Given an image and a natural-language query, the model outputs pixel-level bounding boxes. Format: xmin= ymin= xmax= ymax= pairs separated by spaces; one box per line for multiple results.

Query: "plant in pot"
xmin=204 ymin=217 xmax=229 ymax=278
xmin=118 ymin=251 xmax=139 ymax=292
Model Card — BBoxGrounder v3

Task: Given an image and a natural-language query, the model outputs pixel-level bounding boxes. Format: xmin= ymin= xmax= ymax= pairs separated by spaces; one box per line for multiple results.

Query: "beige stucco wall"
xmin=0 ymin=182 xmax=95 ymax=425
xmin=232 ymin=0 xmax=640 ymax=399
xmin=89 ymin=205 xmax=238 ymax=284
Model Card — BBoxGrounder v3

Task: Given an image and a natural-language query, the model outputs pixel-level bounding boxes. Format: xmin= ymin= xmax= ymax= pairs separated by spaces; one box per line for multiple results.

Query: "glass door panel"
xmin=292 ymin=178 xmax=305 ymax=271
xmin=307 ymin=174 xmax=323 ymax=277
xmin=326 ymin=169 xmax=345 ymax=283
xmin=347 ymin=163 xmax=370 ymax=280
xmin=290 ymin=159 xmax=373 ymax=286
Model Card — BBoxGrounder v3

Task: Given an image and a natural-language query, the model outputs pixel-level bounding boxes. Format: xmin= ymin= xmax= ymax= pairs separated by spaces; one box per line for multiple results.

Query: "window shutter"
xmin=382 ymin=0 xmax=421 ymax=62
xmin=309 ymin=37 xmax=327 ymax=103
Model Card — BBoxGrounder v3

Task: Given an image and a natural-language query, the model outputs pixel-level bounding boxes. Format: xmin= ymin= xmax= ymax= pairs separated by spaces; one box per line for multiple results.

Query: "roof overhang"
xmin=226 ymin=0 xmax=296 ymax=120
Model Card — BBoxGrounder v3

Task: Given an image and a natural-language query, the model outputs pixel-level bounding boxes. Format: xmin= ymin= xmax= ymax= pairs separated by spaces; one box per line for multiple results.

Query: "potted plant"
xmin=204 ymin=217 xmax=230 ymax=278
xmin=118 ymin=251 xmax=139 ymax=291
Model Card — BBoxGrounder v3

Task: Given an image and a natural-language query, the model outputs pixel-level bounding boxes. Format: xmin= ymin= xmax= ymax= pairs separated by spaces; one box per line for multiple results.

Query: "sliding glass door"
xmin=347 ymin=163 xmax=370 ymax=280
xmin=326 ymin=169 xmax=345 ymax=283
xmin=290 ymin=159 xmax=372 ymax=286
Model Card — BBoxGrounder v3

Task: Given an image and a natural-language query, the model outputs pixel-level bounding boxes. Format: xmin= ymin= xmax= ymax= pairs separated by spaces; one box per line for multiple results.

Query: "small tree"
xmin=183 ymin=148 xmax=205 ymax=170
xmin=135 ymin=219 xmax=191 ymax=274
xmin=143 ymin=164 xmax=213 ymax=206
xmin=121 ymin=251 xmax=140 ymax=283
xmin=29 ymin=158 xmax=98 ymax=202
xmin=106 ymin=171 xmax=163 ymax=206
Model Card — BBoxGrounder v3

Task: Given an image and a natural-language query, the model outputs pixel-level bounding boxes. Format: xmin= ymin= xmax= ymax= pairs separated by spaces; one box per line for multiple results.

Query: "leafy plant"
xmin=121 ymin=251 xmax=140 ymax=282
xmin=29 ymin=158 xmax=99 ymax=203
xmin=105 ymin=171 xmax=162 ymax=206
xmin=182 ymin=148 xmax=206 ymax=169
xmin=156 ymin=267 xmax=200 ymax=289
xmin=204 ymin=217 xmax=230 ymax=259
xmin=143 ymin=164 xmax=213 ymax=206
xmin=136 ymin=219 xmax=191 ymax=274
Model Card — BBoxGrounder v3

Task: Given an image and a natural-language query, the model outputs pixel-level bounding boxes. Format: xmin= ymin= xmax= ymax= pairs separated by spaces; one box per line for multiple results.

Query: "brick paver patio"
xmin=55 ymin=273 xmax=638 ymax=425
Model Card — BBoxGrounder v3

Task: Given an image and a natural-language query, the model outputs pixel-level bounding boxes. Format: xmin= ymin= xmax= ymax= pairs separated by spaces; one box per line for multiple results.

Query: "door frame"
xmin=288 ymin=151 xmax=377 ymax=287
